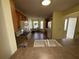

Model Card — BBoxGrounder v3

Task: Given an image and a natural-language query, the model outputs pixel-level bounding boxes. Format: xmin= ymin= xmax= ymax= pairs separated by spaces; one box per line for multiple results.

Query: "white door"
xmin=66 ymin=17 xmax=77 ymax=39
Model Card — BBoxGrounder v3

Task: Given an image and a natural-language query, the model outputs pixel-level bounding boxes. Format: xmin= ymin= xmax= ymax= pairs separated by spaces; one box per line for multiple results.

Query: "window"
xmin=40 ymin=21 xmax=43 ymax=29
xmin=33 ymin=21 xmax=39 ymax=29
xmin=64 ymin=19 xmax=68 ymax=31
xmin=48 ymin=21 xmax=51 ymax=29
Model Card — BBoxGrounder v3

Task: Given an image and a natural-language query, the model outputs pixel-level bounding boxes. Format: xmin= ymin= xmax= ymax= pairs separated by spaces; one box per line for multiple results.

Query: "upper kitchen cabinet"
xmin=10 ymin=0 xmax=27 ymax=32
xmin=10 ymin=0 xmax=19 ymax=32
xmin=16 ymin=9 xmax=28 ymax=21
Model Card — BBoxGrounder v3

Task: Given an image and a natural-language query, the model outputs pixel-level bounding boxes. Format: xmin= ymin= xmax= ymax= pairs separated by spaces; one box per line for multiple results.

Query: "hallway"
xmin=31 ymin=32 xmax=48 ymax=40
xmin=10 ymin=39 xmax=79 ymax=59
xmin=0 ymin=0 xmax=79 ymax=59
xmin=16 ymin=31 xmax=52 ymax=48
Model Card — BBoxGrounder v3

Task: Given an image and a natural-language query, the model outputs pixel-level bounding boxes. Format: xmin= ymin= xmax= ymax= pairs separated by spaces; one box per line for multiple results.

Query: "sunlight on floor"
xmin=34 ymin=39 xmax=62 ymax=47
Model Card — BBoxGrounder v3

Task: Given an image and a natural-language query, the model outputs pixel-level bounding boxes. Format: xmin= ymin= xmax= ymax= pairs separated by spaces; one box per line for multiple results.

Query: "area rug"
xmin=34 ymin=39 xmax=62 ymax=47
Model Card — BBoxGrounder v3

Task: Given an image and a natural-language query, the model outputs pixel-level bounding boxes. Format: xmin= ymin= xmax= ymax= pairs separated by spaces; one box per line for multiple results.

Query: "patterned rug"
xmin=34 ymin=39 xmax=62 ymax=47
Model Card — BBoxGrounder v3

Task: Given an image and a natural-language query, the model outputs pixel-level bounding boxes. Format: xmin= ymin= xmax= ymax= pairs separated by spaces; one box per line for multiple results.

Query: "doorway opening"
xmin=64 ymin=17 xmax=77 ymax=39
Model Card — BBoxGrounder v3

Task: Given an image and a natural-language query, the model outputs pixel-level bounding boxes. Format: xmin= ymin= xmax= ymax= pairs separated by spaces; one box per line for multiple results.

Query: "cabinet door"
xmin=10 ymin=0 xmax=19 ymax=32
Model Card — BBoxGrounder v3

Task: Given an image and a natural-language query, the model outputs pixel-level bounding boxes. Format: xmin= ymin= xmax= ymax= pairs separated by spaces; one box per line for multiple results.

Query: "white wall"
xmin=0 ymin=0 xmax=17 ymax=59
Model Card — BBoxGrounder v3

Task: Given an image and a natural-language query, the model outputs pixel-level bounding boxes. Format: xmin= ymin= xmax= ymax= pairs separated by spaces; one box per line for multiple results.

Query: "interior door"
xmin=66 ymin=17 xmax=77 ymax=39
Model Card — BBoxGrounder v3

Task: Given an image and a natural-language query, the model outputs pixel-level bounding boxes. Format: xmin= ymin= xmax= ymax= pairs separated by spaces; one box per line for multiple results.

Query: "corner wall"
xmin=52 ymin=4 xmax=79 ymax=39
xmin=52 ymin=11 xmax=65 ymax=39
xmin=0 ymin=0 xmax=17 ymax=59
xmin=64 ymin=5 xmax=79 ymax=15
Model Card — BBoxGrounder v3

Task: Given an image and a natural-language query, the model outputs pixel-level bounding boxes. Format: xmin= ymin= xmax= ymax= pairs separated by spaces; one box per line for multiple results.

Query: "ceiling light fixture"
xmin=42 ymin=0 xmax=51 ymax=6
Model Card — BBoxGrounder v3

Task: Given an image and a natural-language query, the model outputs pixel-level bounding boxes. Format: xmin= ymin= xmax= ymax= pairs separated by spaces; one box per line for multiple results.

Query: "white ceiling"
xmin=15 ymin=0 xmax=79 ymax=17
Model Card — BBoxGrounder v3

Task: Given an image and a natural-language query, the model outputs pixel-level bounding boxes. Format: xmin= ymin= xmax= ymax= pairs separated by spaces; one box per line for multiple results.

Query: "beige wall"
xmin=75 ymin=17 xmax=79 ymax=39
xmin=52 ymin=4 xmax=79 ymax=39
xmin=52 ymin=11 xmax=65 ymax=39
xmin=0 ymin=0 xmax=17 ymax=59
